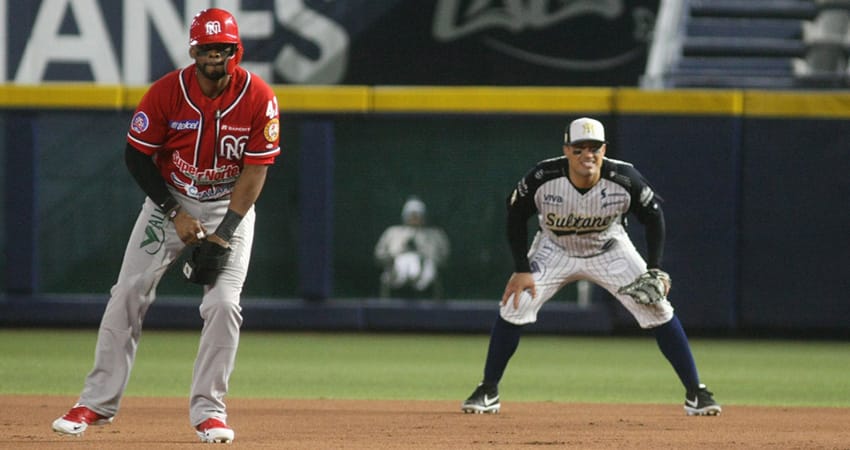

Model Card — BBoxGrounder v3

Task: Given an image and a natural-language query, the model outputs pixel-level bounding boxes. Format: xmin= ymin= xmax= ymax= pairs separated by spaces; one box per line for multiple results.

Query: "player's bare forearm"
xmin=228 ymin=164 xmax=269 ymax=215
xmin=207 ymin=164 xmax=268 ymax=247
xmin=501 ymin=272 xmax=536 ymax=309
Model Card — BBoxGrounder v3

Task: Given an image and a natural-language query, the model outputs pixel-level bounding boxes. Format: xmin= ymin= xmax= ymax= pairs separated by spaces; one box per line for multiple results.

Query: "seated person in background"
xmin=374 ymin=196 xmax=451 ymax=298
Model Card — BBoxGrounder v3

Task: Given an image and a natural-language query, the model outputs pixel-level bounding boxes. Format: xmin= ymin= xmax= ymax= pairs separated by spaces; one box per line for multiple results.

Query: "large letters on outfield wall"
xmin=8 ymin=0 xmax=657 ymax=86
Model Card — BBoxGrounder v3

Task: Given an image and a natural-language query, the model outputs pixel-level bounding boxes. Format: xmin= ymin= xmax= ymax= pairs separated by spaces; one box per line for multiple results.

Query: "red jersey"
xmin=127 ymin=65 xmax=280 ymax=201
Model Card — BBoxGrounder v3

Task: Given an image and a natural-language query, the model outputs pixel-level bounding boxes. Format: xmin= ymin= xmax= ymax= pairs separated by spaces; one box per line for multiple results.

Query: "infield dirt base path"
xmin=4 ymin=395 xmax=849 ymax=449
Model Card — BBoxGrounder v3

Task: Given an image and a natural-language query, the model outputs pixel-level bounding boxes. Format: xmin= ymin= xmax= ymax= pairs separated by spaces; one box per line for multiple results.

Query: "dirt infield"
xmin=4 ymin=395 xmax=849 ymax=449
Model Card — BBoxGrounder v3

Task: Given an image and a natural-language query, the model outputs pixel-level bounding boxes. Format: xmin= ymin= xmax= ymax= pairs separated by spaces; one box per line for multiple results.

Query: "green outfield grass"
xmin=1 ymin=329 xmax=848 ymax=407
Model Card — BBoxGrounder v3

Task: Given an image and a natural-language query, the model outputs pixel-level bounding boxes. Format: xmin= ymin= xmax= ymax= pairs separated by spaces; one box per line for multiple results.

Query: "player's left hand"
xmin=501 ymin=272 xmax=536 ymax=309
xmin=618 ymin=269 xmax=671 ymax=304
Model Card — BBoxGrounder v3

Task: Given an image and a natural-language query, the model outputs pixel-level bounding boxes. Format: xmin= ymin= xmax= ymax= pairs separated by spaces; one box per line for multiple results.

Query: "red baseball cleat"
xmin=195 ymin=417 xmax=235 ymax=443
xmin=52 ymin=404 xmax=113 ymax=436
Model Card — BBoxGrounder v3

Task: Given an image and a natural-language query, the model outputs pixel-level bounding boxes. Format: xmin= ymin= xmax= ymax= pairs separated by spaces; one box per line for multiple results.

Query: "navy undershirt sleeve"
xmin=124 ymin=143 xmax=175 ymax=211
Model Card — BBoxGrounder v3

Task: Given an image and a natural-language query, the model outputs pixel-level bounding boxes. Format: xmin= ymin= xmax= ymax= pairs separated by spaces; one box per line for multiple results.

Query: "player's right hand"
xmin=173 ymin=209 xmax=207 ymax=244
xmin=501 ymin=272 xmax=536 ymax=309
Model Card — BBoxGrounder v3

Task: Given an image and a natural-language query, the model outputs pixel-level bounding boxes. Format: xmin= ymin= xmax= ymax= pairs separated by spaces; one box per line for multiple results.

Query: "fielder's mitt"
xmin=182 ymin=240 xmax=230 ymax=285
xmin=617 ymin=269 xmax=671 ymax=305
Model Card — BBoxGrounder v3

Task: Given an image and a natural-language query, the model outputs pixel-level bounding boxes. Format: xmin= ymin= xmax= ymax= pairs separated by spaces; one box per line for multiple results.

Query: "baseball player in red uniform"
xmin=461 ymin=117 xmax=721 ymax=416
xmin=52 ymin=8 xmax=280 ymax=443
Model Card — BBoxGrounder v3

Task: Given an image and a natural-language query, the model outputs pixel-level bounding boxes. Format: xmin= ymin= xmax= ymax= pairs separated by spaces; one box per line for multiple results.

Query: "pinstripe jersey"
xmin=507 ymin=156 xmax=662 ymax=273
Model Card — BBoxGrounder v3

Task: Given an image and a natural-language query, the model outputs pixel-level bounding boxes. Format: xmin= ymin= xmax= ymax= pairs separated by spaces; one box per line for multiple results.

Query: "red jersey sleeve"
xmin=244 ymin=74 xmax=281 ymax=166
xmin=126 ymin=71 xmax=180 ymax=155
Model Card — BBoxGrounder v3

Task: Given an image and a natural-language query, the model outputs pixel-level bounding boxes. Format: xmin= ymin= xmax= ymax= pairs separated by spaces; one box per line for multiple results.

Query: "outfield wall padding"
xmin=1 ymin=87 xmax=848 ymax=333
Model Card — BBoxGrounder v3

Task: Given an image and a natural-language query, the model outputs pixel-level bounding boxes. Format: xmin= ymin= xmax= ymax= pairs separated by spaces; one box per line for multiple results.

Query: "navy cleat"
xmin=685 ymin=384 xmax=722 ymax=416
xmin=462 ymin=382 xmax=500 ymax=414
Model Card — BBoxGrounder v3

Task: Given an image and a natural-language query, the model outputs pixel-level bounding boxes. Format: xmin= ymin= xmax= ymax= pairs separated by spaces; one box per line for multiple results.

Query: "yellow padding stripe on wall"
xmin=0 ymin=84 xmax=124 ymax=109
xmin=0 ymin=84 xmax=849 ymax=119
xmin=616 ymin=88 xmax=744 ymax=116
xmin=275 ymin=86 xmax=371 ymax=113
xmin=371 ymin=87 xmax=613 ymax=114
xmin=744 ymin=90 xmax=850 ymax=119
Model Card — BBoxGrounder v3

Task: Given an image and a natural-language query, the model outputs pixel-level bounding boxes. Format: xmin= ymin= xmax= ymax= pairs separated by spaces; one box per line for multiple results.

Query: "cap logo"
xmin=583 ymin=122 xmax=595 ymax=135
xmin=205 ymin=21 xmax=222 ymax=35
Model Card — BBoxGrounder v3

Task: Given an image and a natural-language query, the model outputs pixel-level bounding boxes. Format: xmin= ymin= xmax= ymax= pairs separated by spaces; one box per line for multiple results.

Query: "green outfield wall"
xmin=1 ymin=86 xmax=847 ymax=332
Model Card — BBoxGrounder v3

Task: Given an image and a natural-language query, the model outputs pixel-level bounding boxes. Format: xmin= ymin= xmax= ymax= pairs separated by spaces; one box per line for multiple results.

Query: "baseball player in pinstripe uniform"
xmin=462 ymin=117 xmax=721 ymax=416
xmin=51 ymin=8 xmax=280 ymax=443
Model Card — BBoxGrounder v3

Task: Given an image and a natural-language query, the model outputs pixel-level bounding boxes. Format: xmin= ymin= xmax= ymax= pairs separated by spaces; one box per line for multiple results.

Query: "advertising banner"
xmin=7 ymin=0 xmax=657 ymax=86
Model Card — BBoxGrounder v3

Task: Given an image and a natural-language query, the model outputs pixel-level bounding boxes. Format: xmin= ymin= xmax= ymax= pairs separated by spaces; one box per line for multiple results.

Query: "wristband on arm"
xmin=215 ymin=209 xmax=244 ymax=242
xmin=161 ymin=197 xmax=181 ymax=221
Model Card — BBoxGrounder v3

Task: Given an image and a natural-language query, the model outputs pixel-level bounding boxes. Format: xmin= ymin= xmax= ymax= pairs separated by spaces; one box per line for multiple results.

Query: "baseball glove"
xmin=617 ymin=269 xmax=671 ymax=305
xmin=182 ymin=240 xmax=231 ymax=285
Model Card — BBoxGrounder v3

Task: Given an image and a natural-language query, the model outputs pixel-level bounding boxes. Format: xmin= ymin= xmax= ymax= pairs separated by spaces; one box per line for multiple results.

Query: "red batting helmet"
xmin=189 ymin=8 xmax=243 ymax=74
